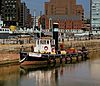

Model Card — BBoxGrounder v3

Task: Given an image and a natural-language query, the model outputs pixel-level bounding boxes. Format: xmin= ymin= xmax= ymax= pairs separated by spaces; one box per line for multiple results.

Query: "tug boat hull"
xmin=19 ymin=51 xmax=88 ymax=66
xmin=20 ymin=52 xmax=61 ymax=65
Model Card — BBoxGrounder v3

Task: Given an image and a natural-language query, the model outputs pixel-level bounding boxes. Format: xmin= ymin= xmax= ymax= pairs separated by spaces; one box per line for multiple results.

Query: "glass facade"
xmin=92 ymin=0 xmax=100 ymax=30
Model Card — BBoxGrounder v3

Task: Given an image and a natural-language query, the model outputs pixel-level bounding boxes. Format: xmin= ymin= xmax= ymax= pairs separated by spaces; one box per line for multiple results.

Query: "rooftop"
xmin=48 ymin=15 xmax=80 ymax=20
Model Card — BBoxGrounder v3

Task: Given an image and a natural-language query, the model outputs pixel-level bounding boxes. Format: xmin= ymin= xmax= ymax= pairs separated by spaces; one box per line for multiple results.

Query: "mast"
xmin=33 ymin=9 xmax=36 ymax=31
xmin=40 ymin=11 xmax=42 ymax=38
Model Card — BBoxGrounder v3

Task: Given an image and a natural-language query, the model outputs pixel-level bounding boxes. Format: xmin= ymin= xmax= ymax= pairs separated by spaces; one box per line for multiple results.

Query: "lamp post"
xmin=89 ymin=0 xmax=92 ymax=40
xmin=90 ymin=0 xmax=92 ymax=33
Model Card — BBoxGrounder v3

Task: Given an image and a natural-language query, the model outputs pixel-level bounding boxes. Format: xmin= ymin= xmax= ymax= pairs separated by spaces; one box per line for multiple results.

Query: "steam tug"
xmin=19 ymin=23 xmax=88 ymax=66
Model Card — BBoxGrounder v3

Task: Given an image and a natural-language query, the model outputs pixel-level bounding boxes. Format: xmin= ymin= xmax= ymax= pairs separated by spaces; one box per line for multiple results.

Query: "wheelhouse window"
xmin=40 ymin=40 xmax=46 ymax=44
xmin=47 ymin=40 xmax=49 ymax=44
xmin=51 ymin=40 xmax=55 ymax=45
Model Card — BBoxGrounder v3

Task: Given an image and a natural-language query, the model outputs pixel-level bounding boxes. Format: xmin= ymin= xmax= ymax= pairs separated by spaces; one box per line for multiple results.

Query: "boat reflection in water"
xmin=20 ymin=64 xmax=61 ymax=86
xmin=19 ymin=63 xmax=85 ymax=86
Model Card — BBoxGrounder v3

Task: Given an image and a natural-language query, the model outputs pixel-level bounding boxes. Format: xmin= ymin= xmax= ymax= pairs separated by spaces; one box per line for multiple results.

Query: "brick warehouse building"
xmin=44 ymin=0 xmax=84 ymax=21
xmin=41 ymin=0 xmax=84 ymax=32
xmin=38 ymin=15 xmax=83 ymax=31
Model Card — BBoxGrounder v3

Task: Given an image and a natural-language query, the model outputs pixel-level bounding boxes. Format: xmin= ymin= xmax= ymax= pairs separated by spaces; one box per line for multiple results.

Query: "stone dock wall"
xmin=0 ymin=39 xmax=100 ymax=65
xmin=63 ymin=39 xmax=100 ymax=51
xmin=0 ymin=44 xmax=34 ymax=65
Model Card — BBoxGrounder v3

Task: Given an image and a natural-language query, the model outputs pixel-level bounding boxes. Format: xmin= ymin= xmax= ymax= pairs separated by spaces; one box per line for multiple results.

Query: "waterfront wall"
xmin=63 ymin=39 xmax=100 ymax=51
xmin=0 ymin=44 xmax=34 ymax=65
xmin=0 ymin=39 xmax=100 ymax=65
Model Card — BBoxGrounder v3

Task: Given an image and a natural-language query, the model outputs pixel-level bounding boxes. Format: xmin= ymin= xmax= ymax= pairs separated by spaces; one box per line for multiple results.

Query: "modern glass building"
xmin=91 ymin=0 xmax=100 ymax=31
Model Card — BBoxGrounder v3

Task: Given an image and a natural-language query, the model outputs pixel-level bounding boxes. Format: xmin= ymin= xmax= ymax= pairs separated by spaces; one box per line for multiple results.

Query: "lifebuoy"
xmin=44 ymin=46 xmax=48 ymax=51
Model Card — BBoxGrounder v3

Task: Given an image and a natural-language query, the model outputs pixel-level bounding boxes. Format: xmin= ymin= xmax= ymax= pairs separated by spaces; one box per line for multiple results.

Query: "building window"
xmin=5 ymin=14 xmax=7 ymax=17
xmin=5 ymin=1 xmax=7 ymax=3
xmin=13 ymin=5 xmax=15 ymax=8
xmin=92 ymin=6 xmax=96 ymax=8
xmin=5 ymin=10 xmax=7 ymax=12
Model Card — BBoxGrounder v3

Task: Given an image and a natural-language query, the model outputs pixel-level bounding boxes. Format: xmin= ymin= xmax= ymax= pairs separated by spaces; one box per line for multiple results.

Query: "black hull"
xmin=20 ymin=52 xmax=61 ymax=62
xmin=19 ymin=51 xmax=88 ymax=65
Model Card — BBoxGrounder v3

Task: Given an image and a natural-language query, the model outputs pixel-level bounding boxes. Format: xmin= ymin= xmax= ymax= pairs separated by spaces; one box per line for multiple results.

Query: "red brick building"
xmin=44 ymin=0 xmax=84 ymax=18
xmin=38 ymin=15 xmax=83 ymax=30
xmin=42 ymin=0 xmax=84 ymax=31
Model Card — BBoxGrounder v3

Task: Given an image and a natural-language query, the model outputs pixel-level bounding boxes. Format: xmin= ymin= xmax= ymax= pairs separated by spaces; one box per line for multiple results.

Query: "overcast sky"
xmin=21 ymin=0 xmax=90 ymax=18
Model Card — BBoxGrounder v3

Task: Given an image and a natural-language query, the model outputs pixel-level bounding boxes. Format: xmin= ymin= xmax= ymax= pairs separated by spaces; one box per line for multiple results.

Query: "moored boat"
xmin=19 ymin=37 xmax=88 ymax=66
